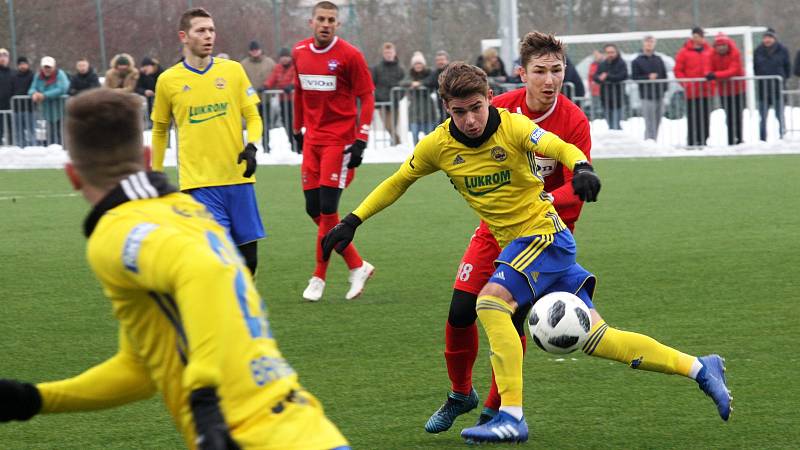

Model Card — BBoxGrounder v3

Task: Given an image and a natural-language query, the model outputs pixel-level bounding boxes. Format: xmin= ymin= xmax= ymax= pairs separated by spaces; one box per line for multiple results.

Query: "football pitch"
xmin=1 ymin=155 xmax=798 ymax=449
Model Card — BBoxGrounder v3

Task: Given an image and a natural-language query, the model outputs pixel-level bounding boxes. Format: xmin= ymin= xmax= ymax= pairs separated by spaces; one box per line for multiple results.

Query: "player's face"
xmin=310 ymin=8 xmax=339 ymax=47
xmin=180 ymin=17 xmax=216 ymax=58
xmin=446 ymin=92 xmax=493 ymax=138
xmin=520 ymin=53 xmax=564 ymax=111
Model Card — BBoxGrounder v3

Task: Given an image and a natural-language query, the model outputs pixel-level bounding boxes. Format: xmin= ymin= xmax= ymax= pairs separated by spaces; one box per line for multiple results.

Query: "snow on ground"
xmin=2 ymin=109 xmax=799 ymax=169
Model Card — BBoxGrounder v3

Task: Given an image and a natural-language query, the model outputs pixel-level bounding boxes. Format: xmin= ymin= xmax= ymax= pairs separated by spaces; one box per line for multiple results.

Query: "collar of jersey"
xmin=182 ymin=57 xmax=214 ymax=75
xmin=310 ymin=36 xmax=339 ymax=54
xmin=84 ymin=171 xmax=178 ymax=237
xmin=449 ymin=105 xmax=501 ymax=148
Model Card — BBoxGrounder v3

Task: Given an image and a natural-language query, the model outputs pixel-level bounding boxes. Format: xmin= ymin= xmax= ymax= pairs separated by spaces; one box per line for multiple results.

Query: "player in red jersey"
xmin=425 ymin=32 xmax=593 ymax=433
xmin=292 ymin=1 xmax=376 ymax=302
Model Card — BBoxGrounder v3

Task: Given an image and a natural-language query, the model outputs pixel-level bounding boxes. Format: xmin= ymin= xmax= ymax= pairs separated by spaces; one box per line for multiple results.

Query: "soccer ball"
xmin=528 ymin=292 xmax=592 ymax=354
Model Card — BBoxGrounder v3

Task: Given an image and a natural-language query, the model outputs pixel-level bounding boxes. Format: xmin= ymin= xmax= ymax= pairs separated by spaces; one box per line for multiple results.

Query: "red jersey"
xmin=492 ymin=90 xmax=591 ymax=225
xmin=292 ymin=36 xmax=375 ymax=145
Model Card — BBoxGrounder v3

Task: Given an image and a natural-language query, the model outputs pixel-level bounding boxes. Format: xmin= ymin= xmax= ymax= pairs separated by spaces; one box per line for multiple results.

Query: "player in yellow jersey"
xmin=322 ymin=63 xmax=731 ymax=444
xmin=0 ymin=89 xmax=350 ymax=450
xmin=150 ymin=7 xmax=264 ymax=276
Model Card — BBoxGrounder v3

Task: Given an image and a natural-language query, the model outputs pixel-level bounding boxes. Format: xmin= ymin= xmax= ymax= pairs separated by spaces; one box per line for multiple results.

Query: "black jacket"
xmin=754 ymin=42 xmax=791 ymax=80
xmin=371 ymin=59 xmax=405 ymax=102
xmin=593 ymin=56 xmax=628 ymax=106
xmin=564 ymin=56 xmax=585 ymax=99
xmin=0 ymin=65 xmax=14 ymax=109
xmin=135 ymin=65 xmax=163 ymax=96
xmin=69 ymin=69 xmax=101 ymax=96
xmin=12 ymin=70 xmax=33 ymax=96
xmin=631 ymin=52 xmax=668 ymax=100
xmin=795 ymin=50 xmax=800 ymax=78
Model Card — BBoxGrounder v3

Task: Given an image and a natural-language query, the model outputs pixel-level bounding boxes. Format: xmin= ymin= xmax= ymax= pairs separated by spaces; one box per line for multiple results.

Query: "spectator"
xmin=564 ymin=56 xmax=586 ymax=102
xmin=476 ymin=47 xmax=508 ymax=92
xmin=795 ymin=48 xmax=800 ymax=80
xmin=264 ymin=47 xmax=297 ymax=151
xmin=400 ymin=51 xmax=436 ymax=145
xmin=708 ymin=33 xmax=746 ymax=145
xmin=372 ymin=42 xmax=405 ymax=145
xmin=632 ymin=35 xmax=668 ymax=141
xmin=507 ymin=57 xmax=522 ymax=84
xmin=674 ymin=27 xmax=714 ymax=147
xmin=753 ymin=28 xmax=790 ymax=141
xmin=424 ymin=49 xmax=450 ymax=122
xmin=593 ymin=43 xmax=628 ymax=130
xmin=216 ymin=52 xmax=230 ymax=59
xmin=104 ymin=53 xmax=139 ymax=93
xmin=11 ymin=56 xmax=35 ymax=146
xmin=28 ymin=56 xmax=69 ymax=145
xmin=135 ymin=56 xmax=163 ymax=128
xmin=587 ymin=50 xmax=604 ymax=119
xmin=68 ymin=58 xmax=100 ymax=96
xmin=241 ymin=40 xmax=275 ymax=132
xmin=0 ymin=48 xmax=12 ymax=145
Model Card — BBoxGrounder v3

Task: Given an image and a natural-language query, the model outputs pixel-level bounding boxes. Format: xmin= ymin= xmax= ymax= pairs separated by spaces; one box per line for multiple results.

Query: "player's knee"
xmin=319 ymin=186 xmax=343 ymax=215
xmin=448 ymin=289 xmax=478 ymax=328
xmin=238 ymin=242 xmax=258 ymax=276
xmin=304 ymin=189 xmax=320 ymax=218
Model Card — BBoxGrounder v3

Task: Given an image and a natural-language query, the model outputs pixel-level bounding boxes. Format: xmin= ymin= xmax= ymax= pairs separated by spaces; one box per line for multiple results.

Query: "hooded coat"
xmin=674 ymin=39 xmax=714 ymax=99
xmin=104 ymin=53 xmax=140 ymax=93
xmin=708 ymin=33 xmax=746 ymax=97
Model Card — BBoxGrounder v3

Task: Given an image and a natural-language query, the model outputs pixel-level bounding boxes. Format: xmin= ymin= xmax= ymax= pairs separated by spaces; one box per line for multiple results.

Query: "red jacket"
xmin=264 ymin=62 xmax=296 ymax=101
xmin=709 ymin=33 xmax=746 ymax=96
xmin=674 ymin=39 xmax=714 ymax=99
xmin=588 ymin=61 xmax=601 ymax=97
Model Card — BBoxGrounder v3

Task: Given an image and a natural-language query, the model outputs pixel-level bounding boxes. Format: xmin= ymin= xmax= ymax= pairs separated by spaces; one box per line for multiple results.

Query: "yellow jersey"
xmin=151 ymin=58 xmax=261 ymax=190
xmin=353 ymin=107 xmax=587 ymax=247
xmin=37 ymin=172 xmax=347 ymax=450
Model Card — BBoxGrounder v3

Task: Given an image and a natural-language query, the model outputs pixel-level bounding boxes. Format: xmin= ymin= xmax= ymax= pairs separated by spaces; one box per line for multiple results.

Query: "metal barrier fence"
xmin=260 ymin=89 xmax=298 ymax=153
xmin=4 ymin=95 xmax=69 ymax=147
xmin=783 ymin=89 xmax=800 ymax=136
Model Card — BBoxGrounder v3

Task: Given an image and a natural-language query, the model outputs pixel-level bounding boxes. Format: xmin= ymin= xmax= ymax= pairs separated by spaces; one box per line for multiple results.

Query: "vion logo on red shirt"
xmin=299 ymin=74 xmax=337 ymax=91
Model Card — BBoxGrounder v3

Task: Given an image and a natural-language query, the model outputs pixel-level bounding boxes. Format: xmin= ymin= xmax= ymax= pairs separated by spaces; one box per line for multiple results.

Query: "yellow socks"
xmin=583 ymin=320 xmax=696 ymax=377
xmin=476 ymin=295 xmax=523 ymax=407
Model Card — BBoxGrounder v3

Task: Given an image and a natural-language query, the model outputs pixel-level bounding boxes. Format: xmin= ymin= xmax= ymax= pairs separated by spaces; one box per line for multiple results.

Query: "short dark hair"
xmin=691 ymin=26 xmax=704 ymax=37
xmin=66 ymin=89 xmax=144 ymax=189
xmin=519 ymin=32 xmax=565 ymax=68
xmin=312 ymin=1 xmax=339 ymax=16
xmin=438 ymin=62 xmax=488 ymax=103
xmin=180 ymin=7 xmax=212 ymax=32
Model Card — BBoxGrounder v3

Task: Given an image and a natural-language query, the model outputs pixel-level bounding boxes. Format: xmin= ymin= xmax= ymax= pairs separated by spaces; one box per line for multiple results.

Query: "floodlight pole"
xmin=95 ymin=0 xmax=107 ymax=71
xmin=273 ymin=0 xmax=281 ymax=55
xmin=7 ymin=0 xmax=17 ymax=63
xmin=498 ymin=0 xmax=519 ymax=73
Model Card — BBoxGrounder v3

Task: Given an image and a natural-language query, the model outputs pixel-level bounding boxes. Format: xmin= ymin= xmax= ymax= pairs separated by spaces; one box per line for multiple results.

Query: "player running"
xmin=0 ymin=89 xmax=350 ymax=450
xmin=427 ymin=32 xmax=593 ymax=433
xmin=292 ymin=1 xmax=376 ymax=302
xmin=150 ymin=7 xmax=264 ymax=276
xmin=322 ymin=63 xmax=732 ymax=444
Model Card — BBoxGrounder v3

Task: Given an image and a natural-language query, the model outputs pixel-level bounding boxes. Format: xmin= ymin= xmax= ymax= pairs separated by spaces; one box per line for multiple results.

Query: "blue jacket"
xmin=28 ymin=69 xmax=69 ymax=121
xmin=753 ymin=42 xmax=791 ymax=80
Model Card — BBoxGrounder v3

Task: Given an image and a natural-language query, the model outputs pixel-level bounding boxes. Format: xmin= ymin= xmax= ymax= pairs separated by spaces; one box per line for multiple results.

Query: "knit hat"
xmin=410 ymin=51 xmax=426 ymax=67
xmin=115 ymin=55 xmax=130 ymax=66
xmin=249 ymin=40 xmax=261 ymax=51
xmin=0 ymin=48 xmax=8 ymax=56
xmin=140 ymin=56 xmax=155 ymax=66
xmin=17 ymin=56 xmax=29 ymax=65
xmin=278 ymin=47 xmax=291 ymax=58
xmin=764 ymin=28 xmax=777 ymax=38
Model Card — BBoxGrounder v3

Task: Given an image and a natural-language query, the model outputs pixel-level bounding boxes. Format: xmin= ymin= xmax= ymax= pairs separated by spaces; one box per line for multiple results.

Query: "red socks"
xmin=484 ymin=334 xmax=527 ymax=410
xmin=313 ymin=213 xmax=363 ymax=279
xmin=445 ymin=322 xmax=479 ymax=395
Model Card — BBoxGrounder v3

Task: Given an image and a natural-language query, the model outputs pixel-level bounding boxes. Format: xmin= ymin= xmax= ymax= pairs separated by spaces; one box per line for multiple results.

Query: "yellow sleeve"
xmin=36 ymin=329 xmax=156 ymax=413
xmin=150 ymin=120 xmax=170 ymax=171
xmin=243 ymin=103 xmax=263 ymax=145
xmin=523 ymin=118 xmax=588 ymax=171
xmin=352 ymin=138 xmax=439 ymax=221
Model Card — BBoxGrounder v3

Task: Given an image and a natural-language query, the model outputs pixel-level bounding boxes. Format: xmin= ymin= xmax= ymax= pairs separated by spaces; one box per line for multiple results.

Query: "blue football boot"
xmin=461 ymin=411 xmax=529 ymax=444
xmin=425 ymin=388 xmax=479 ymax=433
xmin=696 ymin=354 xmax=732 ymax=421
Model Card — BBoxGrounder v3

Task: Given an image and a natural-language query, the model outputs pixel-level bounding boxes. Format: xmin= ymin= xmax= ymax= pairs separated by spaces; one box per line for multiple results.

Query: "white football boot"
xmin=345 ymin=261 xmax=375 ymax=300
xmin=302 ymin=276 xmax=326 ymax=302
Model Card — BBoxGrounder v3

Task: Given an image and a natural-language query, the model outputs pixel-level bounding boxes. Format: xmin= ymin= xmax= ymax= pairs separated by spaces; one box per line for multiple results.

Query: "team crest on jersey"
xmin=215 ymin=77 xmax=226 ymax=89
xmin=490 ymin=146 xmax=507 ymax=162
xmin=327 ymin=59 xmax=340 ymax=72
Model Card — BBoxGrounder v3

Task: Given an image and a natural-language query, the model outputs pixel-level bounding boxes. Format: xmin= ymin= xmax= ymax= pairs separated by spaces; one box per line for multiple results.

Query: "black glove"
xmin=237 ymin=143 xmax=257 ymax=178
xmin=571 ymin=162 xmax=601 ymax=202
xmin=292 ymin=132 xmax=304 ymax=152
xmin=321 ymin=213 xmax=362 ymax=261
xmin=190 ymin=387 xmax=240 ymax=450
xmin=0 ymin=379 xmax=42 ymax=422
xmin=705 ymin=72 xmax=716 ymax=80
xmin=344 ymin=140 xmax=367 ymax=169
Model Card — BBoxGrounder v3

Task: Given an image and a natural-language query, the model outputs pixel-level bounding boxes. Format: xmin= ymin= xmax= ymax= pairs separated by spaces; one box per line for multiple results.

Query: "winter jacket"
xmin=0 ymin=65 xmax=14 ymax=110
xmin=135 ymin=65 xmax=163 ymax=97
xmin=12 ymin=69 xmax=33 ymax=96
xmin=631 ymin=52 xmax=668 ymax=100
xmin=564 ymin=56 xmax=585 ymax=99
xmin=475 ymin=55 xmax=508 ymax=79
xmin=264 ymin=62 xmax=296 ymax=101
xmin=28 ymin=69 xmax=70 ymax=121
xmin=674 ymin=39 xmax=714 ymax=99
xmin=754 ymin=41 xmax=791 ymax=80
xmin=372 ymin=58 xmax=405 ymax=102
xmin=708 ymin=34 xmax=746 ymax=97
xmin=104 ymin=53 xmax=140 ymax=93
xmin=69 ymin=68 xmax=101 ymax=96
xmin=588 ymin=62 xmax=601 ymax=97
xmin=593 ymin=55 xmax=628 ymax=107
xmin=795 ymin=50 xmax=800 ymax=78
xmin=400 ymin=67 xmax=436 ymax=124
xmin=241 ymin=55 xmax=275 ymax=92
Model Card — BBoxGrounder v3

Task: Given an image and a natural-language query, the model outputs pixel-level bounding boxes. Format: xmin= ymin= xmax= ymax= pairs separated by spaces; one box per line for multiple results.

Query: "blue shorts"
xmin=488 ymin=230 xmax=596 ymax=309
xmin=188 ymin=183 xmax=266 ymax=246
